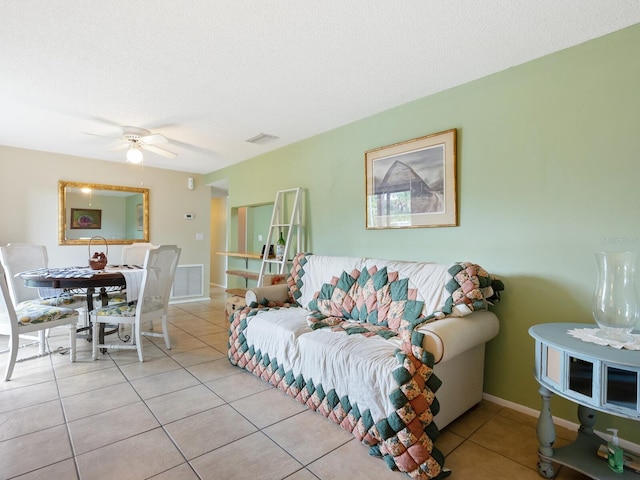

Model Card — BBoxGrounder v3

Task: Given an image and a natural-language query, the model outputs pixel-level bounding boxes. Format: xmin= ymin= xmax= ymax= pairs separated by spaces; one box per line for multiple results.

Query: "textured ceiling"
xmin=1 ymin=1 xmax=638 ymax=174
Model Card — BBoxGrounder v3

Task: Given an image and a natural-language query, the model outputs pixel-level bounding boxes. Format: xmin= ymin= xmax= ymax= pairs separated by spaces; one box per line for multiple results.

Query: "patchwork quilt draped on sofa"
xmin=228 ymin=253 xmax=502 ymax=480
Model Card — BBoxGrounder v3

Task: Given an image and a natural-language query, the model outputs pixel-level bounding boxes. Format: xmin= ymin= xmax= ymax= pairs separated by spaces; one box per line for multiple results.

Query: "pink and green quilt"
xmin=228 ymin=253 xmax=502 ymax=479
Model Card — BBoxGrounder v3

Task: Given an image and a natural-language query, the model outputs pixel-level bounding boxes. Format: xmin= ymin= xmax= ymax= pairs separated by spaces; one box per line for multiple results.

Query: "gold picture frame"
xmin=136 ymin=204 xmax=143 ymax=231
xmin=70 ymin=208 xmax=102 ymax=229
xmin=365 ymin=128 xmax=457 ymax=229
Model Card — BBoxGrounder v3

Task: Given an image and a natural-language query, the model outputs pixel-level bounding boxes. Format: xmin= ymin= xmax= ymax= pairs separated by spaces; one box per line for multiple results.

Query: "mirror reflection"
xmin=58 ymin=180 xmax=149 ymax=245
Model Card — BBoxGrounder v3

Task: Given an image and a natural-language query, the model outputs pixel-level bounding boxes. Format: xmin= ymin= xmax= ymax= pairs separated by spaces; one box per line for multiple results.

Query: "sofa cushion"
xmin=15 ymin=302 xmax=78 ymax=325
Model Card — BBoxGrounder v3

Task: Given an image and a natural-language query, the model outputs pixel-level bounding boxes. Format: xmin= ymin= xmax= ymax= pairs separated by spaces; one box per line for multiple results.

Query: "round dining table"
xmin=22 ymin=271 xmax=126 ymax=310
xmin=21 ymin=269 xmax=129 ymax=349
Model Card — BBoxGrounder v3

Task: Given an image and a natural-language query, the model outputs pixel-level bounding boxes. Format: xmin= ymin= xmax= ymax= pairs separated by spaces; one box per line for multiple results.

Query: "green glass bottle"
xmin=276 ymin=231 xmax=286 ymax=261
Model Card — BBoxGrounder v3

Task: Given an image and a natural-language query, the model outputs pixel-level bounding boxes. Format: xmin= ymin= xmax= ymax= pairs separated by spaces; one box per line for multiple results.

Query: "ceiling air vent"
xmin=246 ymin=133 xmax=279 ymax=145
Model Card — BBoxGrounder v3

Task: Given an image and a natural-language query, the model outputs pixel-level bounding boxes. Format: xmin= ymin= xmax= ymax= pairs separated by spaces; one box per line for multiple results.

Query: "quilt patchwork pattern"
xmin=228 ymin=304 xmax=449 ymax=480
xmin=443 ymin=262 xmax=493 ymax=315
xmin=329 ymin=320 xmax=398 ymax=339
xmin=306 ymin=265 xmax=423 ymax=332
xmin=228 ymin=254 xmax=500 ymax=480
xmin=286 ymin=252 xmax=310 ymax=304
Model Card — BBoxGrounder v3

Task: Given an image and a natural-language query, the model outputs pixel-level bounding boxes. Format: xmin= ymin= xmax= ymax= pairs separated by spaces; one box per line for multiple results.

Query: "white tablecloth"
xmin=109 ymin=268 xmax=145 ymax=303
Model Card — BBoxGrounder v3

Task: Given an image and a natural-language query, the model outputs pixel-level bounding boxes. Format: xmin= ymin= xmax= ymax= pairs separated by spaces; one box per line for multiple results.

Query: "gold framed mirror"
xmin=58 ymin=180 xmax=149 ymax=245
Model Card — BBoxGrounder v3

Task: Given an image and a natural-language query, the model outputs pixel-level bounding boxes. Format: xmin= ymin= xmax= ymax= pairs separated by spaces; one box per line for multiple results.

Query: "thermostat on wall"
xmin=185 ymin=213 xmax=194 ymax=220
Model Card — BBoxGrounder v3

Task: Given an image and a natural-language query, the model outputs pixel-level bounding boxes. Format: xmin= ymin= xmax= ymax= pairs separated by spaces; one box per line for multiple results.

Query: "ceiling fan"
xmin=85 ymin=126 xmax=177 ymax=164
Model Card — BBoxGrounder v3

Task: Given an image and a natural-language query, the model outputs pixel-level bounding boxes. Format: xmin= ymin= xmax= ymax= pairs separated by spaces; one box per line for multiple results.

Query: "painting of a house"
xmin=375 ymin=149 xmax=445 ymax=217
xmin=366 ymin=130 xmax=456 ymax=228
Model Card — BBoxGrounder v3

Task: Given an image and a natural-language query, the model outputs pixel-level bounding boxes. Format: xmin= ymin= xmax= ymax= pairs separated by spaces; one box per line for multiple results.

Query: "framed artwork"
xmin=365 ymin=128 xmax=457 ymax=229
xmin=70 ymin=208 xmax=102 ymax=229
xmin=136 ymin=204 xmax=143 ymax=231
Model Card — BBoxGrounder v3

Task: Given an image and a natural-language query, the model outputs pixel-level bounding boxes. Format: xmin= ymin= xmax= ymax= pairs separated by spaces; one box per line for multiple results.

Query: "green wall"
xmin=226 ymin=203 xmax=275 ymax=290
xmin=206 ymin=25 xmax=640 ymax=441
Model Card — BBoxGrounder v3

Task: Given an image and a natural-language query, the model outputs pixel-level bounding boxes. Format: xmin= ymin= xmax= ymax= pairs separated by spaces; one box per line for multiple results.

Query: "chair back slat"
xmin=0 ymin=261 xmax=78 ymax=380
xmin=0 ymin=243 xmax=48 ymax=305
xmin=121 ymin=243 xmax=158 ymax=266
xmin=0 ymin=264 xmax=19 ymax=337
xmin=138 ymin=246 xmax=181 ymax=315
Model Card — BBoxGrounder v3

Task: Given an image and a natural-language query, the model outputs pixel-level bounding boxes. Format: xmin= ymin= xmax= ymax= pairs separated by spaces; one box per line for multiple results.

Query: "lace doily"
xmin=567 ymin=328 xmax=640 ymax=350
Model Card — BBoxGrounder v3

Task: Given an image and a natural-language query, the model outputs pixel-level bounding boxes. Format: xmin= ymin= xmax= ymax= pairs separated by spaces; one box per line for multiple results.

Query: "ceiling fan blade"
xmin=142 ymin=144 xmax=177 ymax=159
xmin=109 ymin=143 xmax=130 ymax=152
xmin=83 ymin=131 xmax=124 ymax=141
xmin=140 ymin=133 xmax=167 ymax=144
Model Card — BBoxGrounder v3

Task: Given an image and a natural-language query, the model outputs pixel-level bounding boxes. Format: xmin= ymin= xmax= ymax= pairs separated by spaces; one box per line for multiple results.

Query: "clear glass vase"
xmin=592 ymin=251 xmax=640 ymax=342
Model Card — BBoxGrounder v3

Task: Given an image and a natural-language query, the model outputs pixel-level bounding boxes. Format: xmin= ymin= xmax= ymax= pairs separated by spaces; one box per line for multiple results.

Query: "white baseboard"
xmin=482 ymin=393 xmax=640 ymax=454
xmin=168 ymin=296 xmax=211 ymax=305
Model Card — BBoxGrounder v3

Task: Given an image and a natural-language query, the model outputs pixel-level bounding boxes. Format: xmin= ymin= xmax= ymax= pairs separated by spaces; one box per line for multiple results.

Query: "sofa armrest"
xmin=416 ymin=310 xmax=499 ymax=364
xmin=245 ymin=284 xmax=290 ymax=305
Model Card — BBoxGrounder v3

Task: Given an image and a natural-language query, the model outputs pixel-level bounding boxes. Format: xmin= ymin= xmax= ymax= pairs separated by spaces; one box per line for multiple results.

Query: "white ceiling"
xmin=1 ymin=1 xmax=638 ymax=175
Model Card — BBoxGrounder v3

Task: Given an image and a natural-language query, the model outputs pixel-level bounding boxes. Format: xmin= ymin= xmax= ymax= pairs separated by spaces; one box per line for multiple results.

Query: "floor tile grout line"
xmin=131 ymin=336 xmax=295 ymax=472
xmin=464 ymin=420 xmax=541 ymax=474
xmin=259 ymin=412 xmax=355 ymax=469
xmin=98 ymin=343 xmax=197 ymax=476
xmin=0 ymin=381 xmax=60 ymax=413
xmin=282 ymin=467 xmax=321 ymax=480
xmin=3 ymin=291 xmax=517 ymax=479
xmin=222 ymin=383 xmax=358 ymax=471
xmin=141 ymin=323 xmax=234 ymax=480
xmin=449 ymin=405 xmax=503 ymax=440
xmin=183 ymin=428 xmax=306 ymax=475
xmin=0 ymin=371 xmax=73 ymax=478
xmin=45 ymin=336 xmax=83 ymax=480
xmin=0 ymin=296 xmax=228 ymax=479
xmin=224 ymin=389 xmax=306 ymax=433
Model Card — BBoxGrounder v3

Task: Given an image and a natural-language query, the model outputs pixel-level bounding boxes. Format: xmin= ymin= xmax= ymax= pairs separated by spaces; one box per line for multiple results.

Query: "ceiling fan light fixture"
xmin=126 ymin=145 xmax=143 ymax=164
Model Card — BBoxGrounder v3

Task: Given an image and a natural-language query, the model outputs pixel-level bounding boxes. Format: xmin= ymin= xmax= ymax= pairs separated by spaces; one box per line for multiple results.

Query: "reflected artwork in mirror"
xmin=58 ymin=180 xmax=149 ymax=245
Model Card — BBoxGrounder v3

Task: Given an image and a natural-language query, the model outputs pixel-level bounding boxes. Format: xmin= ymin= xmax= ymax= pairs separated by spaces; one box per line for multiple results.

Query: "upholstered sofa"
xmin=228 ymin=253 xmax=503 ymax=480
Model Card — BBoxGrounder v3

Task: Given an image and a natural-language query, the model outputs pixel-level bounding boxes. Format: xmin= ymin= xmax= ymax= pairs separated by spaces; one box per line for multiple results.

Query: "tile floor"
xmin=0 ymin=287 xmax=590 ymax=480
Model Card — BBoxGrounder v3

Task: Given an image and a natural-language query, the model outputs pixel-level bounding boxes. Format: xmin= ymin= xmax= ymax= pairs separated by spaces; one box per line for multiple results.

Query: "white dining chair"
xmin=0 ymin=263 xmax=78 ymax=381
xmin=121 ymin=243 xmax=158 ymax=266
xmin=0 ymin=242 xmax=88 ymax=334
xmin=91 ymin=245 xmax=180 ymax=362
xmin=0 ymin=243 xmax=51 ymax=306
xmin=106 ymin=242 xmax=158 ymax=305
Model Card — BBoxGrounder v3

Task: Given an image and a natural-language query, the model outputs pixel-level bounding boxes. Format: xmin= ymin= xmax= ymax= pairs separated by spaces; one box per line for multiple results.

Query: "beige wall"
xmin=0 ymin=145 xmax=211 ymax=292
xmin=210 ymin=196 xmax=227 ymax=287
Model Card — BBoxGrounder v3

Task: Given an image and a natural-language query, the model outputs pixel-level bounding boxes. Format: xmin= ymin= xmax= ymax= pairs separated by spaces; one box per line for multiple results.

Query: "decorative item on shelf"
xmin=88 ymin=236 xmax=108 ymax=270
xmin=261 ymin=244 xmax=274 ymax=258
xmin=592 ymin=251 xmax=639 ymax=343
xmin=596 ymin=443 xmax=640 ymax=474
xmin=276 ymin=231 xmax=285 ymax=261
xmin=606 ymin=428 xmax=624 ymax=474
